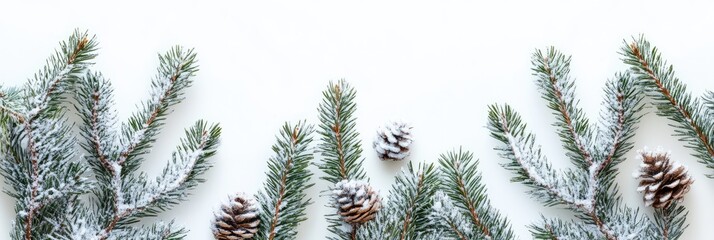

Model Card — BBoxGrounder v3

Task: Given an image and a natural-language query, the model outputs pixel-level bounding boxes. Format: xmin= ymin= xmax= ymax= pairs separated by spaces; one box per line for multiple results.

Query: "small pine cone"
xmin=213 ymin=193 xmax=260 ymax=240
xmin=332 ymin=180 xmax=381 ymax=224
xmin=373 ymin=121 xmax=413 ymax=161
xmin=633 ymin=147 xmax=693 ymax=208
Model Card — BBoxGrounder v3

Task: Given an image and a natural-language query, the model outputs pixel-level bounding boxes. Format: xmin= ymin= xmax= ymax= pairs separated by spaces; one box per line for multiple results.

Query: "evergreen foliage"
xmin=487 ymin=47 xmax=687 ymax=239
xmin=356 ymin=163 xmax=439 ymax=240
xmin=622 ymin=37 xmax=714 ymax=174
xmin=316 ymin=80 xmax=370 ymax=240
xmin=0 ymin=30 xmax=221 ymax=240
xmin=435 ymin=149 xmax=516 ymax=239
xmin=255 ymin=121 xmax=315 ymax=240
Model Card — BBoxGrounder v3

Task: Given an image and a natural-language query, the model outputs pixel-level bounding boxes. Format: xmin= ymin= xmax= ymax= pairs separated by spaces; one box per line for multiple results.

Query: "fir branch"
xmin=119 ymin=46 xmax=198 ymax=175
xmin=488 ymin=104 xmax=586 ymax=209
xmin=256 ymin=121 xmax=315 ymax=240
xmin=317 ymin=79 xmax=366 ymax=184
xmin=0 ymin=30 xmax=97 ymax=240
xmin=71 ymin=46 xmax=218 ymax=239
xmin=97 ymin=121 xmax=220 ymax=239
xmin=532 ymin=48 xmax=594 ymax=168
xmin=651 ymin=203 xmax=688 ymax=240
xmin=622 ymin=36 xmax=714 ymax=174
xmin=430 ymin=191 xmax=474 ymax=240
xmin=317 ymin=80 xmax=368 ymax=240
xmin=488 ymin=47 xmax=648 ymax=240
xmin=437 ymin=149 xmax=515 ymax=239
xmin=356 ymin=163 xmax=439 ymax=240
xmin=595 ymin=73 xmax=644 ymax=190
xmin=75 ymin=71 xmax=119 ymax=180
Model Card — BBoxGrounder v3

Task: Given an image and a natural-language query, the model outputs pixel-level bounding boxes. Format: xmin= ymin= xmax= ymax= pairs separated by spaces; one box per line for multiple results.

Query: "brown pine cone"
xmin=373 ymin=121 xmax=413 ymax=161
xmin=332 ymin=179 xmax=381 ymax=224
xmin=213 ymin=193 xmax=260 ymax=240
xmin=633 ymin=147 xmax=693 ymax=208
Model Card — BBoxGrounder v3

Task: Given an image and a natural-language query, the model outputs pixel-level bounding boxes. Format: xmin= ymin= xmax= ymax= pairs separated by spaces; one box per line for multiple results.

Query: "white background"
xmin=1 ymin=1 xmax=714 ymax=239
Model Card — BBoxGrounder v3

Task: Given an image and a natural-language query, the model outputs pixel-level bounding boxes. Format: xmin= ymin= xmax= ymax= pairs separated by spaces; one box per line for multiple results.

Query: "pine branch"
xmin=317 ymin=79 xmax=366 ymax=184
xmin=429 ymin=191 xmax=475 ymax=240
xmin=622 ymin=36 xmax=714 ymax=175
xmin=487 ymin=47 xmax=648 ymax=240
xmin=317 ymin=80 xmax=368 ymax=240
xmin=436 ymin=149 xmax=515 ymax=239
xmin=651 ymin=203 xmax=688 ymax=240
xmin=71 ymin=46 xmax=219 ymax=239
xmin=119 ymin=46 xmax=198 ymax=175
xmin=488 ymin=104 xmax=586 ymax=209
xmin=0 ymin=30 xmax=97 ymax=240
xmin=256 ymin=121 xmax=315 ymax=240
xmin=532 ymin=48 xmax=594 ymax=168
xmin=96 ymin=120 xmax=220 ymax=239
xmin=356 ymin=163 xmax=439 ymax=240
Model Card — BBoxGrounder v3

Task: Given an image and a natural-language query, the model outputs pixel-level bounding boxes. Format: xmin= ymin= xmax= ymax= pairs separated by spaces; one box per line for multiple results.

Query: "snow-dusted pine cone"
xmin=633 ymin=147 xmax=693 ymax=208
xmin=213 ymin=193 xmax=260 ymax=240
xmin=373 ymin=121 xmax=413 ymax=161
xmin=332 ymin=180 xmax=381 ymax=224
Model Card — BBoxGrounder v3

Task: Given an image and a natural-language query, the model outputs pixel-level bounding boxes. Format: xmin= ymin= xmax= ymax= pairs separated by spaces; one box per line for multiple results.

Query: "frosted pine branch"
xmin=256 ymin=121 xmax=315 ymax=240
xmin=622 ymin=36 xmax=714 ymax=175
xmin=651 ymin=204 xmax=688 ymax=240
xmin=594 ymin=73 xmax=643 ymax=184
xmin=317 ymin=80 xmax=369 ymax=240
xmin=488 ymin=104 xmax=588 ymax=209
xmin=317 ymin=79 xmax=366 ymax=184
xmin=429 ymin=191 xmax=475 ymax=240
xmin=68 ymin=45 xmax=220 ymax=239
xmin=356 ymin=163 xmax=439 ymax=240
xmin=487 ymin=47 xmax=651 ymax=240
xmin=533 ymin=48 xmax=594 ymax=168
xmin=437 ymin=149 xmax=515 ymax=239
xmin=118 ymin=46 xmax=198 ymax=176
xmin=0 ymin=30 xmax=97 ymax=240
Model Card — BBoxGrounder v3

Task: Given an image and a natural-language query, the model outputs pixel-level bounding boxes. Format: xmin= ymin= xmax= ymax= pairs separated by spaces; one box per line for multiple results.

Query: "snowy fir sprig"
xmin=0 ymin=31 xmax=221 ymax=239
xmin=71 ymin=45 xmax=221 ymax=239
xmin=317 ymin=79 xmax=367 ymax=184
xmin=356 ymin=163 xmax=439 ymax=240
xmin=255 ymin=121 xmax=315 ymax=240
xmin=486 ymin=47 xmax=687 ymax=239
xmin=0 ymin=30 xmax=97 ymax=240
xmin=317 ymin=80 xmax=372 ymax=239
xmin=622 ymin=36 xmax=714 ymax=177
xmin=435 ymin=149 xmax=515 ymax=239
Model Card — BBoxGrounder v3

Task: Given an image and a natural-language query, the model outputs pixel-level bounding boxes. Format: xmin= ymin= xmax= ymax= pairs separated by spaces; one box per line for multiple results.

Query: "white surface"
xmin=1 ymin=1 xmax=714 ymax=239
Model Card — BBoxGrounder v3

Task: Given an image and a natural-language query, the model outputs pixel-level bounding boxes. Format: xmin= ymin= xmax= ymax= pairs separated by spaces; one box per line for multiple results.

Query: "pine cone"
xmin=332 ymin=180 xmax=381 ymax=224
xmin=213 ymin=193 xmax=260 ymax=240
xmin=633 ymin=147 xmax=693 ymax=208
xmin=373 ymin=121 xmax=413 ymax=161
